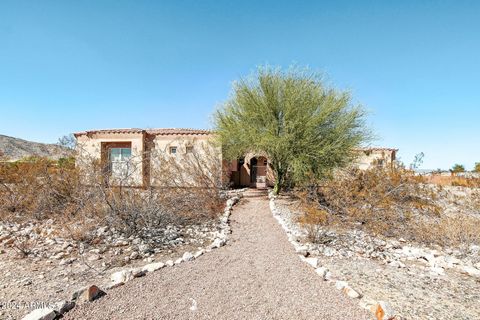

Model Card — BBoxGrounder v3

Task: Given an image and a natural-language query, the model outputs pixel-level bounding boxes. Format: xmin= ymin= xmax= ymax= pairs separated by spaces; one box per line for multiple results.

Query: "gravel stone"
xmin=274 ymin=196 xmax=480 ymax=319
xmin=65 ymin=190 xmax=371 ymax=319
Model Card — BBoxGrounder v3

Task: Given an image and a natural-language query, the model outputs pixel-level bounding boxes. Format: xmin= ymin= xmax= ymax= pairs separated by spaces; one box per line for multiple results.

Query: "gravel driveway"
xmin=65 ymin=190 xmax=372 ymax=319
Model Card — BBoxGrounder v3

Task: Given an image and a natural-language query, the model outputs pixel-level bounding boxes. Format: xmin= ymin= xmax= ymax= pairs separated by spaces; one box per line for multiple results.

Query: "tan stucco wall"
xmin=149 ymin=134 xmax=221 ymax=187
xmin=76 ymin=133 xmax=221 ymax=188
xmin=151 ymin=135 xmax=212 ymax=154
xmin=355 ymin=150 xmax=396 ymax=170
xmin=76 ymin=132 xmax=145 ymax=186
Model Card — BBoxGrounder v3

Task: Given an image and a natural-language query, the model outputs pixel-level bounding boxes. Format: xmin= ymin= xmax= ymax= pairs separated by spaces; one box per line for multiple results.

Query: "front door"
xmin=250 ymin=157 xmax=258 ymax=184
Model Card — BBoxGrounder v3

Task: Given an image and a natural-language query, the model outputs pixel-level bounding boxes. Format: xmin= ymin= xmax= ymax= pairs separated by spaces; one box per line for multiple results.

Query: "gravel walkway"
xmin=65 ymin=190 xmax=372 ymax=319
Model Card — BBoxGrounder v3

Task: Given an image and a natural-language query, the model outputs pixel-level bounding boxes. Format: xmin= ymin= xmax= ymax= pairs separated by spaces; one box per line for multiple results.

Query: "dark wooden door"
xmin=250 ymin=157 xmax=258 ymax=183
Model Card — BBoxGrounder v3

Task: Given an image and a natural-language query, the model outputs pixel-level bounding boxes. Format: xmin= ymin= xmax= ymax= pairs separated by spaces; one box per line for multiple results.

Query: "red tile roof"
xmin=74 ymin=128 xmax=212 ymax=137
xmin=356 ymin=147 xmax=398 ymax=152
xmin=146 ymin=128 xmax=212 ymax=135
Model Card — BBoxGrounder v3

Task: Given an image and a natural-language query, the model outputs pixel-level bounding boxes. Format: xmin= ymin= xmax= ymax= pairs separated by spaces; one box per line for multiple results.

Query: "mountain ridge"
xmin=0 ymin=134 xmax=71 ymax=160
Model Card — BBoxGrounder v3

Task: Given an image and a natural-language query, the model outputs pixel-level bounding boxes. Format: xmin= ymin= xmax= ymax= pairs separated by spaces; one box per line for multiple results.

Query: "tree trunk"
xmin=273 ymin=180 xmax=281 ymax=195
xmin=273 ymin=166 xmax=285 ymax=195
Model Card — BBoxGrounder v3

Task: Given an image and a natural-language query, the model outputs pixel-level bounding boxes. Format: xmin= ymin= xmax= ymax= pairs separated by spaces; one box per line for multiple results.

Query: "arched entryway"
xmin=250 ymin=156 xmax=268 ymax=188
xmin=229 ymin=154 xmax=270 ymax=188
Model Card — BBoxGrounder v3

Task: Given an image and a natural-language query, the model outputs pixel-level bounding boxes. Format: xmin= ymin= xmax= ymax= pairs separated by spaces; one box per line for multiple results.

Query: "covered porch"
xmin=228 ymin=153 xmax=274 ymax=189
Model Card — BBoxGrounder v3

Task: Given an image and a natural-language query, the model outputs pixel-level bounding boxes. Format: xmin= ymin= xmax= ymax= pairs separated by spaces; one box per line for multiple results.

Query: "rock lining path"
xmin=66 ymin=190 xmax=371 ymax=319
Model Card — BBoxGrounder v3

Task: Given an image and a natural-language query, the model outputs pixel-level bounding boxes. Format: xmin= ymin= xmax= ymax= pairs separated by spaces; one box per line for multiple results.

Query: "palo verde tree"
xmin=214 ymin=67 xmax=370 ymax=194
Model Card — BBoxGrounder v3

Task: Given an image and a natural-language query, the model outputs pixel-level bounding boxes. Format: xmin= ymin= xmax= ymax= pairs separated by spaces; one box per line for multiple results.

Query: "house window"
xmin=109 ymin=147 xmax=132 ymax=161
xmin=169 ymin=146 xmax=177 ymax=154
xmin=108 ymin=147 xmax=132 ymax=177
xmin=186 ymin=146 xmax=194 ymax=153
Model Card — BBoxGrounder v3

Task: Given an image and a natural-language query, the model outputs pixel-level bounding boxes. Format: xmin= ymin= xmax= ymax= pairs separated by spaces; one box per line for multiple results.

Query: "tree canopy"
xmin=451 ymin=164 xmax=466 ymax=173
xmin=474 ymin=162 xmax=480 ymax=173
xmin=213 ymin=67 xmax=370 ymax=194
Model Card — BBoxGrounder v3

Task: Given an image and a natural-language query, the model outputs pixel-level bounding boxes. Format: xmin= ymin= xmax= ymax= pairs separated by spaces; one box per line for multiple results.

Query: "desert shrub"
xmin=298 ymin=206 xmax=330 ymax=243
xmin=0 ymin=142 xmax=226 ymax=243
xmin=298 ymin=168 xmax=442 ymax=241
xmin=99 ymin=144 xmax=226 ymax=236
xmin=299 ymin=168 xmax=480 ymax=248
xmin=150 ymin=142 xmax=226 ymax=219
xmin=451 ymin=164 xmax=466 ymax=173
xmin=57 ymin=156 xmax=76 ymax=169
xmin=413 ymin=215 xmax=480 ymax=249
xmin=451 ymin=180 xmax=469 ymax=187
xmin=0 ymin=158 xmax=54 ymax=215
xmin=11 ymin=234 xmax=38 ymax=258
xmin=423 ymin=174 xmax=480 ymax=187
xmin=99 ymin=187 xmax=174 ymax=236
xmin=0 ymin=157 xmax=101 ymax=221
xmin=475 ymin=162 xmax=480 ymax=173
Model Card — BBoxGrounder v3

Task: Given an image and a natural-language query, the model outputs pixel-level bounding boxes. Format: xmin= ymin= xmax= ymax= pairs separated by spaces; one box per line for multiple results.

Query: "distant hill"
xmin=0 ymin=134 xmax=72 ymax=161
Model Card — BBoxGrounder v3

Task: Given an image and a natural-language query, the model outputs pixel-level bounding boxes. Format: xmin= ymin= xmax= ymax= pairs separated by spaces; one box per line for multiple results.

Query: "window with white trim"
xmin=109 ymin=147 xmax=132 ymax=178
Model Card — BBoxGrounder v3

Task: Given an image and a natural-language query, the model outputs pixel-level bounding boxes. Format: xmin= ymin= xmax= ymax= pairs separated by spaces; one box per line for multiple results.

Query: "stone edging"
xmin=268 ymin=191 xmax=400 ymax=320
xmin=21 ymin=191 xmax=244 ymax=320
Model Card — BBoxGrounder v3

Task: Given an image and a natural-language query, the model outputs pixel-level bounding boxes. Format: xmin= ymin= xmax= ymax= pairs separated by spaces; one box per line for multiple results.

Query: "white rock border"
xmin=268 ymin=191 xmax=400 ymax=320
xmin=21 ymin=190 xmax=245 ymax=320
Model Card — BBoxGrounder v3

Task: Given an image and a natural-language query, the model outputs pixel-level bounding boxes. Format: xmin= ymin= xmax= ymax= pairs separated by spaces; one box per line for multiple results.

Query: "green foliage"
xmin=214 ymin=66 xmax=370 ymax=194
xmin=474 ymin=162 xmax=480 ymax=173
xmin=18 ymin=156 xmax=43 ymax=163
xmin=451 ymin=164 xmax=466 ymax=173
xmin=57 ymin=157 xmax=75 ymax=169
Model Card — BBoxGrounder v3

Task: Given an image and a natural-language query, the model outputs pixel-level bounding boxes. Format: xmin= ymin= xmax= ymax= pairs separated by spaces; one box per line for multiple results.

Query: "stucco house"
xmin=74 ymin=128 xmax=397 ymax=189
xmin=227 ymin=148 xmax=398 ymax=189
xmin=74 ymin=128 xmax=215 ymax=188
xmin=354 ymin=147 xmax=398 ymax=171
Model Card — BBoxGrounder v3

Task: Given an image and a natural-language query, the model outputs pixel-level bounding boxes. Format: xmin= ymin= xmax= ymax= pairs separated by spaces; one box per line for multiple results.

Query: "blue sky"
xmin=1 ymin=1 xmax=479 ymax=170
